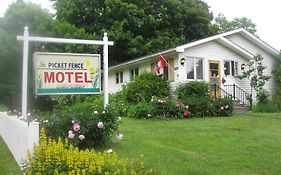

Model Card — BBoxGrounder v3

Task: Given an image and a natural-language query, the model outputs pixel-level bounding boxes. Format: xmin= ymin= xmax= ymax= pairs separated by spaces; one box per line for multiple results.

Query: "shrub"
xmin=123 ymin=72 xmax=170 ymax=103
xmin=0 ymin=103 xmax=7 ymax=112
xmin=150 ymin=97 xmax=178 ymax=118
xmin=181 ymin=96 xmax=211 ymax=117
xmin=126 ymin=97 xmax=189 ymax=119
xmin=256 ymin=89 xmax=269 ymax=104
xmin=252 ymin=100 xmax=281 ymax=113
xmin=176 ymin=81 xmax=234 ymax=117
xmin=109 ymin=90 xmax=129 ymax=118
xmin=177 ymin=81 xmax=210 ymax=99
xmin=33 ymin=101 xmax=120 ymax=149
xmin=127 ymin=102 xmax=154 ymax=119
xmin=23 ymin=129 xmax=156 ymax=175
xmin=211 ymin=98 xmax=234 ymax=116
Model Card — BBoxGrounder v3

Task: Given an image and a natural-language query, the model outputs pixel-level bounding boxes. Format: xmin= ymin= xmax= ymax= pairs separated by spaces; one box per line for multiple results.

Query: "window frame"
xmin=186 ymin=57 xmax=204 ymax=80
xmin=130 ymin=68 xmax=139 ymax=81
xmin=224 ymin=60 xmax=238 ymax=76
xmin=115 ymin=71 xmax=123 ymax=84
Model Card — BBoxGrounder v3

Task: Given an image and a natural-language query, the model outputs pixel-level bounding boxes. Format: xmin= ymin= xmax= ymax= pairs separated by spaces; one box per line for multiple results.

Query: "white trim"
xmin=239 ymin=28 xmax=279 ymax=57
xmin=218 ymin=37 xmax=254 ymax=59
xmin=17 ymin=35 xmax=114 ymax=46
xmin=175 ymin=28 xmax=244 ymax=53
xmin=109 ymin=48 xmax=176 ymax=71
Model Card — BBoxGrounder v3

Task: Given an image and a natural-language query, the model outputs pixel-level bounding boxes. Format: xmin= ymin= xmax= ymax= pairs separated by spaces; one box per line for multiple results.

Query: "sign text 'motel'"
xmin=34 ymin=52 xmax=101 ymax=95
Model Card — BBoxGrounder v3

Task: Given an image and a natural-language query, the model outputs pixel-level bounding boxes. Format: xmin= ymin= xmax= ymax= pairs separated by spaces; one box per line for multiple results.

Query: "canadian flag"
xmin=155 ymin=55 xmax=167 ymax=75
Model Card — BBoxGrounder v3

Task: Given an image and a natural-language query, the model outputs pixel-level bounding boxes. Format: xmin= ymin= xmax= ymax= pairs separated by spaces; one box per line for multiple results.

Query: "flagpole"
xmin=160 ymin=55 xmax=175 ymax=73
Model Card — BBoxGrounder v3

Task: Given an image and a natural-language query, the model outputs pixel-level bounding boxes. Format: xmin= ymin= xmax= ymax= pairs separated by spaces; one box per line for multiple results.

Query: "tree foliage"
xmin=214 ymin=13 xmax=257 ymax=35
xmin=51 ymin=0 xmax=216 ymax=65
xmin=0 ymin=0 xmax=96 ymax=110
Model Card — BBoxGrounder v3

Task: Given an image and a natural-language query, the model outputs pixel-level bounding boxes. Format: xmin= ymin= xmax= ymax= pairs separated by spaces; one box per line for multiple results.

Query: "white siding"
xmin=178 ymin=40 xmax=251 ymax=92
xmin=108 ymin=63 xmax=151 ymax=93
xmin=226 ymin=34 xmax=278 ymax=97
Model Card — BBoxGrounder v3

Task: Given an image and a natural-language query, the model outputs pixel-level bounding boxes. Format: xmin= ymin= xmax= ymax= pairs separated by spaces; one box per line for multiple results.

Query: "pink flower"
xmin=68 ymin=133 xmax=75 ymax=139
xmin=176 ymin=103 xmax=180 ymax=108
xmin=224 ymin=105 xmax=229 ymax=109
xmin=220 ymin=106 xmax=224 ymax=110
xmin=79 ymin=134 xmax=85 ymax=140
xmin=68 ymin=130 xmax=73 ymax=135
xmin=183 ymin=111 xmax=189 ymax=118
xmin=97 ymin=122 xmax=104 ymax=129
xmin=73 ymin=123 xmax=80 ymax=132
xmin=185 ymin=105 xmax=189 ymax=109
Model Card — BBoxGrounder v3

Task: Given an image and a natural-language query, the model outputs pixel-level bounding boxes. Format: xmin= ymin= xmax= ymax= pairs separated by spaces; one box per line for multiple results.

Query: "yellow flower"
xmin=85 ymin=58 xmax=91 ymax=68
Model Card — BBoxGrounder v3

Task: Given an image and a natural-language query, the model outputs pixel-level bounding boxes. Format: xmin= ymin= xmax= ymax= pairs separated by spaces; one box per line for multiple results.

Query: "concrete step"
xmin=233 ymin=101 xmax=250 ymax=115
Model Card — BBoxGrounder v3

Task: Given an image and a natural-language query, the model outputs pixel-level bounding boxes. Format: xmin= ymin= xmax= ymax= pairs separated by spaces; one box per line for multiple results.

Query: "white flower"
xmin=43 ymin=120 xmax=48 ymax=123
xmin=102 ymin=111 xmax=106 ymax=114
xmin=79 ymin=134 xmax=85 ymax=140
xmin=68 ymin=133 xmax=75 ymax=139
xmin=106 ymin=149 xmax=113 ymax=153
xmin=68 ymin=130 xmax=73 ymax=135
xmin=27 ymin=113 xmax=31 ymax=117
xmin=94 ymin=110 xmax=98 ymax=114
xmin=117 ymin=117 xmax=122 ymax=122
xmin=72 ymin=120 xmax=75 ymax=124
xmin=19 ymin=115 xmax=27 ymax=120
xmin=97 ymin=122 xmax=104 ymax=129
xmin=116 ymin=133 xmax=123 ymax=141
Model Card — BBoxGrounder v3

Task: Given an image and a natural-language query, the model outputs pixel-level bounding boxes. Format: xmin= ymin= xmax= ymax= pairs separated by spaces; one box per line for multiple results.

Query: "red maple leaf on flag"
xmin=155 ymin=55 xmax=167 ymax=75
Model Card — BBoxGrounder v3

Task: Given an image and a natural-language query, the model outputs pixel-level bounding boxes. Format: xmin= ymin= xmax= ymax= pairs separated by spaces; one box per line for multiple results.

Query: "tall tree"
xmin=214 ymin=13 xmax=257 ymax=34
xmin=51 ymin=0 xmax=215 ymax=65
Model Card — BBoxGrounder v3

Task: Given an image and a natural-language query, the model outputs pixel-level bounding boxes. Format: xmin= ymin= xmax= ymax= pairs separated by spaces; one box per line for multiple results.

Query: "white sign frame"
xmin=17 ymin=27 xmax=114 ymax=117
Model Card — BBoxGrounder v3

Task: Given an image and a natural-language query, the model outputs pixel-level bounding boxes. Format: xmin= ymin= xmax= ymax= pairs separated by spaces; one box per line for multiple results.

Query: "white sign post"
xmin=17 ymin=27 xmax=114 ymax=117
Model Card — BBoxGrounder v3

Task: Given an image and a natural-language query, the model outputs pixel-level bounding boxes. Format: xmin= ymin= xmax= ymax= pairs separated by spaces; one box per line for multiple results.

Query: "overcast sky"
xmin=0 ymin=0 xmax=280 ymax=51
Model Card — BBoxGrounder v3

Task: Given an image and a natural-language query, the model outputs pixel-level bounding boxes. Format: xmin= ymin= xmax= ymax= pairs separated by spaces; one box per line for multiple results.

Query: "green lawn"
xmin=0 ymin=137 xmax=22 ymax=175
xmin=112 ymin=113 xmax=281 ymax=175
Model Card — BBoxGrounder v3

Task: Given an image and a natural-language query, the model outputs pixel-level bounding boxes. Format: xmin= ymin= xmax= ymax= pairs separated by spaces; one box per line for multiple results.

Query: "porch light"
xmin=241 ymin=63 xmax=246 ymax=70
xmin=180 ymin=58 xmax=186 ymax=66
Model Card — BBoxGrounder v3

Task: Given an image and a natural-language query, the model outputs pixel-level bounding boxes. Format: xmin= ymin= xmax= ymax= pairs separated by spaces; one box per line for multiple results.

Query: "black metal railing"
xmin=211 ymin=84 xmax=250 ymax=106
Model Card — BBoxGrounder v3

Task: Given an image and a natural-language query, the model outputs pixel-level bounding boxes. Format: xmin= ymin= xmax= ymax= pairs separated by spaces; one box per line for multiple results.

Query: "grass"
xmin=111 ymin=113 xmax=281 ymax=175
xmin=0 ymin=136 xmax=22 ymax=174
xmin=0 ymin=104 xmax=7 ymax=112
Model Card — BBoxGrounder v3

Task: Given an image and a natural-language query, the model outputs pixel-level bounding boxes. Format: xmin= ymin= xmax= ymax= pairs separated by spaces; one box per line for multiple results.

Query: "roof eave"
xmin=109 ymin=48 xmax=177 ymax=71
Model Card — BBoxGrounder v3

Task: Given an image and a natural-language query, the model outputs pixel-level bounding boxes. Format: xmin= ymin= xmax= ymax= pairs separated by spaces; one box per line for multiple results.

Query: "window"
xmin=224 ymin=61 xmax=238 ymax=76
xmin=130 ymin=68 xmax=139 ymax=81
xmin=116 ymin=73 xmax=119 ymax=84
xmin=187 ymin=57 xmax=204 ymax=80
xmin=115 ymin=72 xmax=123 ymax=84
